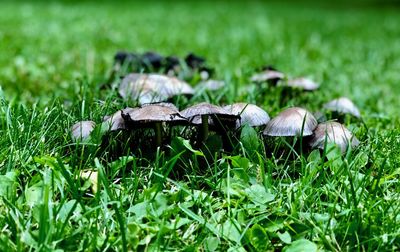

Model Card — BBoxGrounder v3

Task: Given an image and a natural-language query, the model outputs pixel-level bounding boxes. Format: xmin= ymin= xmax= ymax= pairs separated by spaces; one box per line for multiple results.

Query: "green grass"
xmin=1 ymin=0 xmax=400 ymax=251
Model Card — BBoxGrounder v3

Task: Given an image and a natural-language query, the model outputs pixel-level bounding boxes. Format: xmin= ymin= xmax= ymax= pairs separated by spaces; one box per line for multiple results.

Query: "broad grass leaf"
xmin=247 ymin=224 xmax=270 ymax=251
xmin=204 ymin=237 xmax=220 ymax=252
xmin=171 ymin=136 xmax=205 ymax=156
xmin=220 ymin=219 xmax=241 ymax=244
xmin=25 ymin=183 xmax=43 ymax=208
xmin=283 ymin=239 xmax=318 ymax=252
xmin=0 ymin=171 xmax=17 ymax=199
xmin=57 ymin=200 xmax=81 ymax=223
xmin=277 ymin=231 xmax=292 ymax=244
xmin=245 ymin=184 xmax=275 ymax=204
xmin=240 ymin=124 xmax=261 ymax=157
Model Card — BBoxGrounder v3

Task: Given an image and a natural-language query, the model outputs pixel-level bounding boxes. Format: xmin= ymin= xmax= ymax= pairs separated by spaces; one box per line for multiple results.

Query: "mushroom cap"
xmin=195 ymin=79 xmax=225 ymax=91
xmin=250 ymin=70 xmax=285 ymax=83
xmin=185 ymin=53 xmax=206 ymax=69
xmin=309 ymin=121 xmax=360 ymax=153
xmin=141 ymin=51 xmax=164 ymax=69
xmin=103 ymin=107 xmax=137 ymax=131
xmin=122 ymin=104 xmax=186 ymax=124
xmin=114 ymin=51 xmax=140 ymax=66
xmin=284 ymin=77 xmax=319 ymax=91
xmin=141 ymin=102 xmax=179 ymax=111
xmin=323 ymin=97 xmax=361 ymax=118
xmin=180 ymin=102 xmax=237 ymax=125
xmin=181 ymin=102 xmax=230 ymax=118
xmin=71 ymin=121 xmax=96 ymax=141
xmin=223 ymin=103 xmax=270 ymax=128
xmin=263 ymin=107 xmax=318 ymax=137
xmin=119 ymin=73 xmax=194 ymax=104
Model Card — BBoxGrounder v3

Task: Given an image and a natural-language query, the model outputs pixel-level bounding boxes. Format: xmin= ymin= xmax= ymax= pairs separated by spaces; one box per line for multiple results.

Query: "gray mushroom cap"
xmin=251 ymin=70 xmax=285 ymax=83
xmin=71 ymin=121 xmax=96 ymax=141
xmin=323 ymin=97 xmax=361 ymax=118
xmin=195 ymin=79 xmax=225 ymax=91
xmin=283 ymin=77 xmax=319 ymax=91
xmin=119 ymin=73 xmax=194 ymax=104
xmin=223 ymin=103 xmax=270 ymax=128
xmin=103 ymin=107 xmax=137 ymax=131
xmin=141 ymin=102 xmax=179 ymax=111
xmin=122 ymin=104 xmax=185 ymax=124
xmin=180 ymin=102 xmax=235 ymax=125
xmin=309 ymin=121 xmax=360 ymax=153
xmin=263 ymin=107 xmax=318 ymax=137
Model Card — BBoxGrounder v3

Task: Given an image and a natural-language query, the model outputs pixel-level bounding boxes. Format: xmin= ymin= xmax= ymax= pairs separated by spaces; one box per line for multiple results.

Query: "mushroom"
xmin=184 ymin=53 xmax=214 ymax=78
xmin=103 ymin=107 xmax=138 ymax=131
xmin=185 ymin=53 xmax=206 ymax=69
xmin=114 ymin=51 xmax=140 ymax=68
xmin=71 ymin=121 xmax=96 ymax=142
xmin=323 ymin=97 xmax=361 ymax=118
xmin=165 ymin=56 xmax=181 ymax=76
xmin=121 ymin=104 xmax=186 ymax=147
xmin=195 ymin=79 xmax=225 ymax=92
xmin=119 ymin=73 xmax=194 ymax=104
xmin=309 ymin=121 xmax=360 ymax=153
xmin=282 ymin=77 xmax=319 ymax=91
xmin=180 ymin=102 xmax=238 ymax=145
xmin=250 ymin=66 xmax=285 ymax=85
xmin=223 ymin=103 xmax=270 ymax=129
xmin=141 ymin=51 xmax=164 ymax=71
xmin=263 ymin=107 xmax=317 ymax=137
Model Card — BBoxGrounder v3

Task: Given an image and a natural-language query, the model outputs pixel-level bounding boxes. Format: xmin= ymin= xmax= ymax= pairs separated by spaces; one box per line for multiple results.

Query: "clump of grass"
xmin=1 ymin=0 xmax=400 ymax=251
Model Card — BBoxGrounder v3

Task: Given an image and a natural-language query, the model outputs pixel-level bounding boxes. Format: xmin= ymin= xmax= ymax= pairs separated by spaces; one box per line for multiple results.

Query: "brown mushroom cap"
xmin=263 ymin=107 xmax=318 ymax=137
xmin=122 ymin=104 xmax=186 ymax=125
xmin=323 ymin=97 xmax=361 ymax=118
xmin=103 ymin=107 xmax=137 ymax=131
xmin=119 ymin=73 xmax=194 ymax=104
xmin=71 ymin=121 xmax=96 ymax=141
xmin=283 ymin=77 xmax=319 ymax=91
xmin=251 ymin=69 xmax=285 ymax=83
xmin=180 ymin=102 xmax=236 ymax=125
xmin=309 ymin=121 xmax=360 ymax=153
xmin=223 ymin=103 xmax=270 ymax=128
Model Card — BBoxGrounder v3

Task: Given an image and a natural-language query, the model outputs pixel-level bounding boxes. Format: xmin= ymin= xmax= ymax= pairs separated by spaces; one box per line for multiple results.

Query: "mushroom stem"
xmin=154 ymin=122 xmax=163 ymax=147
xmin=199 ymin=115 xmax=209 ymax=143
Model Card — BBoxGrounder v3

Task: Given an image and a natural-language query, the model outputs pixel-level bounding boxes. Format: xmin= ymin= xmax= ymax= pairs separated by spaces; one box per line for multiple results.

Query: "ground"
xmin=0 ymin=0 xmax=399 ymax=251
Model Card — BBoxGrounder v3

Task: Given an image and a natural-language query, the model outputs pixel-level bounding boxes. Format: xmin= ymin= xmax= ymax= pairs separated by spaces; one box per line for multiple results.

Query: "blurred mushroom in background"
xmin=118 ymin=73 xmax=194 ymax=105
xmin=323 ymin=97 xmax=361 ymax=118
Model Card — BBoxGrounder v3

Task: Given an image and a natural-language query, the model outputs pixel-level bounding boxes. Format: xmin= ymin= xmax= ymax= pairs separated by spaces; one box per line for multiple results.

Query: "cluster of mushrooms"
xmin=71 ymin=52 xmax=361 ymax=158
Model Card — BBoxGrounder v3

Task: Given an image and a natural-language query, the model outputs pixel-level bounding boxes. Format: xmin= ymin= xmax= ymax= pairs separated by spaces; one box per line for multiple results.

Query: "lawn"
xmin=0 ymin=0 xmax=400 ymax=251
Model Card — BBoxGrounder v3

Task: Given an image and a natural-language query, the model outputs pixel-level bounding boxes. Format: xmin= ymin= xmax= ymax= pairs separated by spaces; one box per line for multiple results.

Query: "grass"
xmin=1 ymin=0 xmax=400 ymax=251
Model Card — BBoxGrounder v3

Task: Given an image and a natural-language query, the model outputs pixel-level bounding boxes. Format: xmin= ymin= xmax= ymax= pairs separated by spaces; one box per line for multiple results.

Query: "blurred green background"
xmin=0 ymin=0 xmax=399 ymax=117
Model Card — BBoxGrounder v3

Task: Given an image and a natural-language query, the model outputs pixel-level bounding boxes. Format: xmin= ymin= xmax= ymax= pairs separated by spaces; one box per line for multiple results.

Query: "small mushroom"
xmin=184 ymin=53 xmax=214 ymax=78
xmin=250 ymin=66 xmax=285 ymax=85
xmin=114 ymin=51 xmax=140 ymax=66
xmin=165 ymin=56 xmax=181 ymax=75
xmin=180 ymin=102 xmax=238 ymax=145
xmin=223 ymin=103 xmax=270 ymax=129
xmin=309 ymin=121 xmax=360 ymax=153
xmin=103 ymin=107 xmax=137 ymax=131
xmin=141 ymin=51 xmax=164 ymax=70
xmin=122 ymin=104 xmax=186 ymax=147
xmin=263 ymin=107 xmax=317 ymax=137
xmin=323 ymin=97 xmax=361 ymax=118
xmin=282 ymin=77 xmax=319 ymax=91
xmin=119 ymin=73 xmax=194 ymax=104
xmin=195 ymin=79 xmax=225 ymax=91
xmin=71 ymin=121 xmax=96 ymax=141
xmin=185 ymin=53 xmax=206 ymax=69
